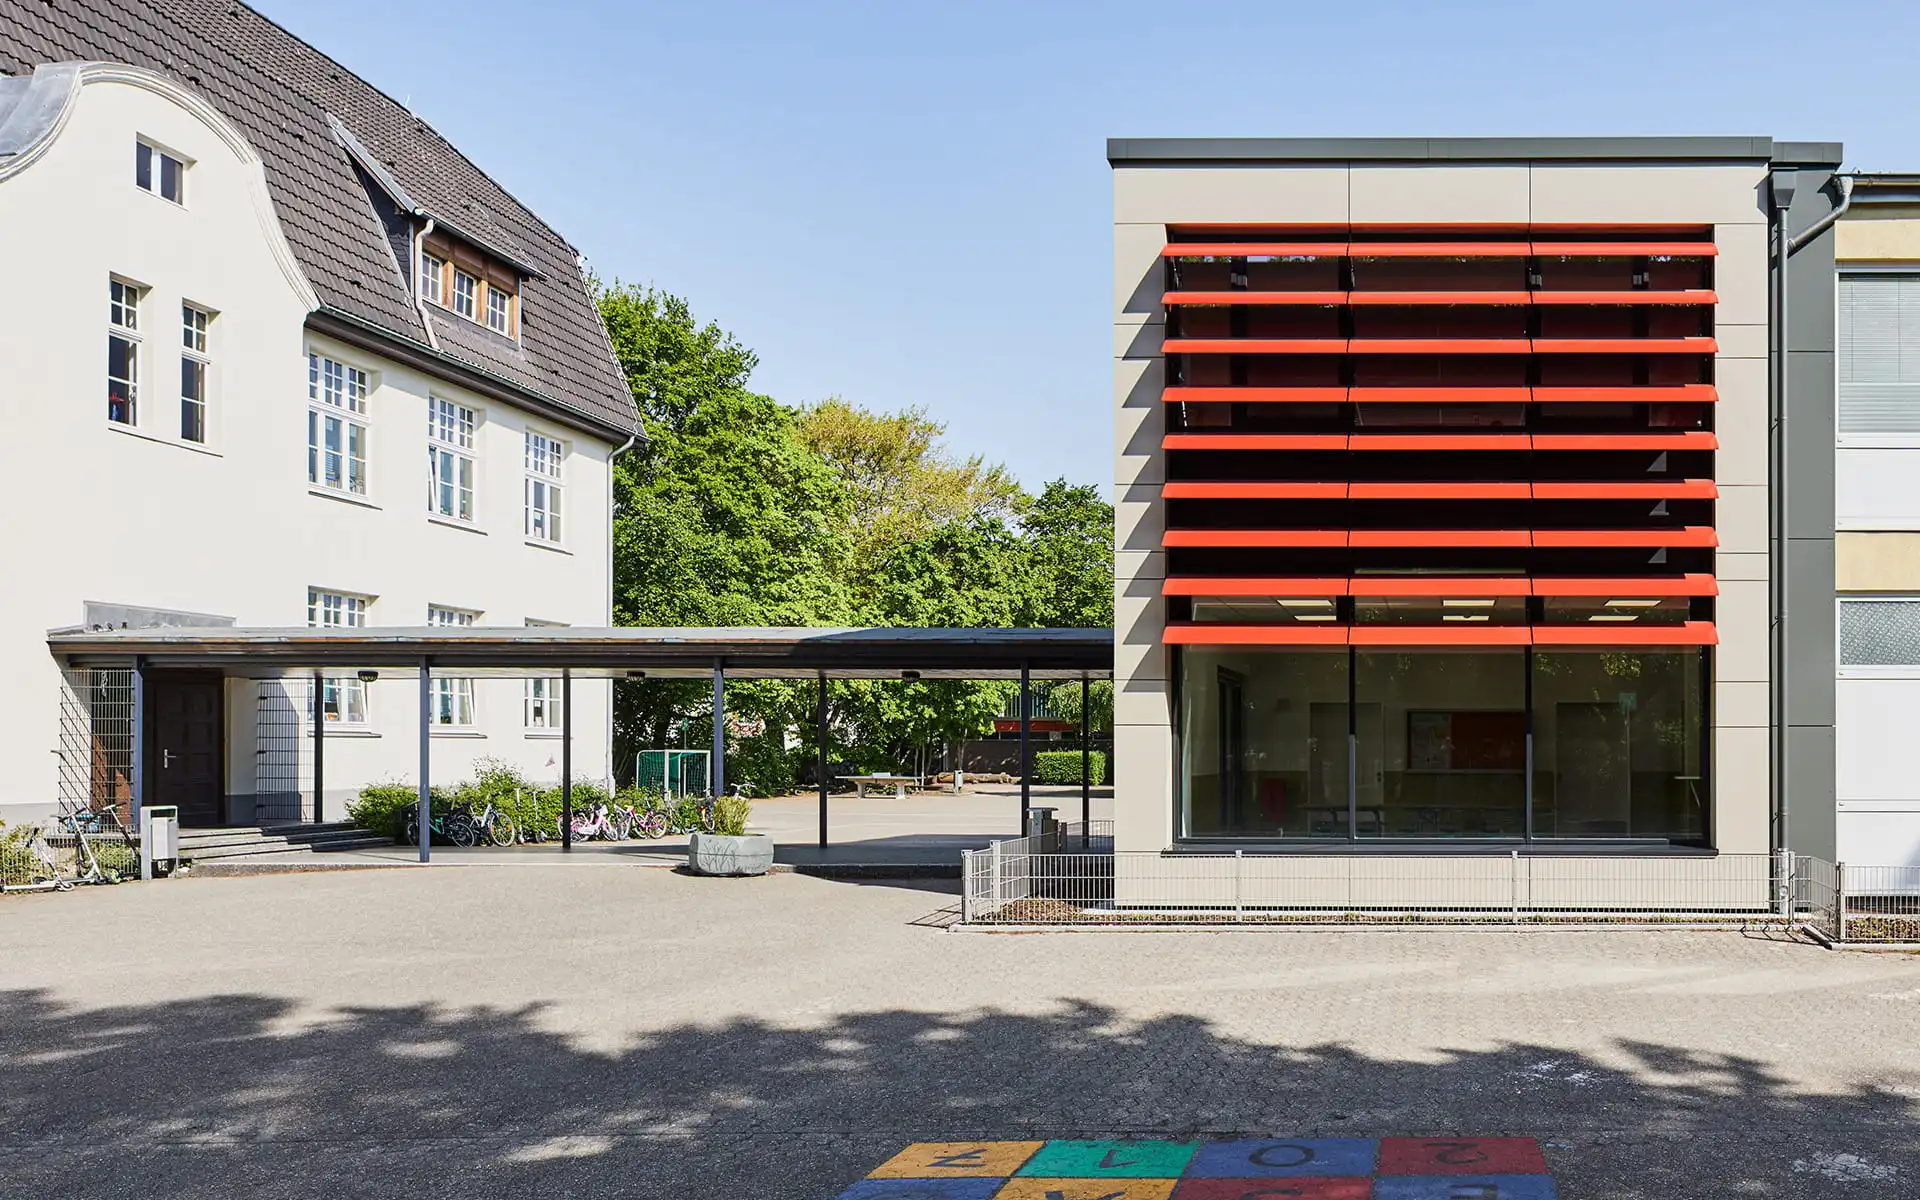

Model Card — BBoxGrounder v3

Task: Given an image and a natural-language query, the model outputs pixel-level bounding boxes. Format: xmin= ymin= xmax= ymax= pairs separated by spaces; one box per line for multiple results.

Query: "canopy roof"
xmin=46 ymin=626 xmax=1114 ymax=680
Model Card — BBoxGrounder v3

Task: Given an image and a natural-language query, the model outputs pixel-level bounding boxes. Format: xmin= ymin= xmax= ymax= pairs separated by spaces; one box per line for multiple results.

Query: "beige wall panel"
xmin=1712 ymin=724 xmax=1770 ymax=854
xmin=1713 ymin=222 xmax=1771 ymax=327
xmin=1117 ymin=552 xmax=1166 ymax=588
xmin=1836 ymin=214 xmax=1920 ymax=262
xmin=1717 ymin=482 xmax=1768 ymax=555
xmin=1117 ymin=632 xmax=1169 ymax=687
xmin=1113 ymin=166 xmax=1349 ymax=226
xmin=1836 ymin=532 xmax=1920 ymax=591
xmin=1112 ymin=718 xmax=1175 ymax=852
xmin=1715 ymin=356 xmax=1768 ymax=486
xmin=1529 ymin=163 xmax=1768 ymax=226
xmin=1115 ymin=317 xmax=1163 ymax=359
xmin=1115 ymin=676 xmax=1174 ymax=728
xmin=1117 ymin=484 xmax=1164 ymax=554
xmin=1348 ymin=165 xmax=1528 ymax=224
xmin=1716 ymin=577 xmax=1770 ymax=684
xmin=1714 ymin=323 xmax=1766 ymax=360
xmin=1716 ymin=680 xmax=1769 ymax=728
xmin=1115 ymin=222 xmax=1170 ymax=319
xmin=1116 ymin=579 xmax=1167 ymax=664
xmin=1716 ymin=551 xmax=1768 ymax=582
xmin=1115 ymin=356 xmax=1164 ymax=487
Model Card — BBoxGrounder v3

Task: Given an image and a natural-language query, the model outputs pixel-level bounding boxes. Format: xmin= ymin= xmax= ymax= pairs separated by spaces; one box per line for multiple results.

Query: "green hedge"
xmin=1032 ymin=750 xmax=1108 ymax=786
xmin=347 ymin=759 xmax=634 ymax=842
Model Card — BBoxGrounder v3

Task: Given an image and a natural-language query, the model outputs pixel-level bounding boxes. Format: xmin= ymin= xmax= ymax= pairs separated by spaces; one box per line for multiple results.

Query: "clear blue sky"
xmin=259 ymin=0 xmax=1919 ymax=493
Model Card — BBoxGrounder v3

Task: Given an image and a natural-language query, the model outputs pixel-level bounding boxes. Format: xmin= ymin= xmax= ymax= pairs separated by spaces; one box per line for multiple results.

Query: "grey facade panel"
xmin=1107 ymin=135 xmax=1790 ymax=165
xmin=1785 ymin=536 xmax=1836 ymax=728
xmin=1786 ymin=352 xmax=1836 ymax=540
xmin=1787 ymin=724 xmax=1837 ymax=863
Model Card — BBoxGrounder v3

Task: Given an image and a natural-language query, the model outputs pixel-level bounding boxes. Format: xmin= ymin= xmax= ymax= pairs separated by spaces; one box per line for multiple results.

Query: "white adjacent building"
xmin=0 ymin=5 xmax=638 ymax=827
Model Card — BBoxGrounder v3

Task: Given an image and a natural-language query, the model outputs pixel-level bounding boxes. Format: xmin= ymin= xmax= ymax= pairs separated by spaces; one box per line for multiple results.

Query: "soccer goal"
xmin=635 ymin=749 xmax=711 ymax=800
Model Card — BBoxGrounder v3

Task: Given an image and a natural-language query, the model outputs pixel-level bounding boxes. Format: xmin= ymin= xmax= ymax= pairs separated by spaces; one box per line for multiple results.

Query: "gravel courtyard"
xmin=2 ymin=866 xmax=1917 ymax=1198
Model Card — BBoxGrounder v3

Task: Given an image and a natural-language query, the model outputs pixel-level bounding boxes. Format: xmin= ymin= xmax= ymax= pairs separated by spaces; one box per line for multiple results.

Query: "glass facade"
xmin=1177 ymin=646 xmax=1708 ymax=844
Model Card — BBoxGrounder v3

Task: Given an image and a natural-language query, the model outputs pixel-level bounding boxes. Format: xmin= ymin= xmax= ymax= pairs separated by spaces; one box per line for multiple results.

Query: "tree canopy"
xmin=598 ymin=281 xmax=1113 ymax=789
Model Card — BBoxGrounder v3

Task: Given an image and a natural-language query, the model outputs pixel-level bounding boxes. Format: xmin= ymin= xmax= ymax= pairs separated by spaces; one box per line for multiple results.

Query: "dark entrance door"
xmin=146 ymin=672 xmax=225 ymax=826
xmin=1218 ymin=667 xmax=1247 ymax=831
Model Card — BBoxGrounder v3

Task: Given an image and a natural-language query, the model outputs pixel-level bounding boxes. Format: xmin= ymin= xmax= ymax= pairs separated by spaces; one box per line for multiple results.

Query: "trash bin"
xmin=1024 ymin=805 xmax=1059 ymax=848
xmin=140 ymin=806 xmax=179 ymax=880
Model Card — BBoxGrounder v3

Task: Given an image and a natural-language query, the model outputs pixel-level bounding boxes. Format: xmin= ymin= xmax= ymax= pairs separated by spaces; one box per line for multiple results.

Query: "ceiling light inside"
xmin=1295 ymin=614 xmax=1338 ymax=622
xmin=1589 ymin=614 xmax=1639 ymax=622
xmin=1278 ymin=599 xmax=1334 ymax=608
xmin=1603 ymin=598 xmax=1663 ymax=607
xmin=1442 ymin=598 xmax=1496 ymax=608
xmin=1442 ymin=614 xmax=1491 ymax=622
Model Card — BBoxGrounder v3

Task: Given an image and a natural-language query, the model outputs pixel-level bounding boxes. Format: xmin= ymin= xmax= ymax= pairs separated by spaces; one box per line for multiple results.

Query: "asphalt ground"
xmin=2 ymin=866 xmax=1916 ymax=1198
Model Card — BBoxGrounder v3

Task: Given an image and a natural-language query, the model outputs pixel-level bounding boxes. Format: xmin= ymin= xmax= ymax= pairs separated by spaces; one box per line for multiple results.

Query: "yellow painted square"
xmin=868 ymin=1142 xmax=1046 ymax=1178
xmin=994 ymin=1181 xmax=1176 ymax=1200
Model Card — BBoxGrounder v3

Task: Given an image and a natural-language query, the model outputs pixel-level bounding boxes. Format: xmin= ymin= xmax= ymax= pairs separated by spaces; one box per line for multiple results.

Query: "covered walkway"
xmin=47 ymin=626 xmax=1113 ymax=863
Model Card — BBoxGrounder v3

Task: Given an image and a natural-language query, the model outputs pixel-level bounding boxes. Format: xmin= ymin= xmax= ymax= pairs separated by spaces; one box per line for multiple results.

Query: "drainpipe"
xmin=411 ymin=217 xmax=439 ymax=349
xmin=1769 ymin=172 xmax=1794 ymax=859
xmin=1789 ymin=174 xmax=1855 ymax=253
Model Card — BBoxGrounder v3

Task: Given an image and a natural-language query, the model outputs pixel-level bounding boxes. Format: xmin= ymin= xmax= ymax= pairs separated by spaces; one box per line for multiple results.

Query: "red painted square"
xmin=1173 ymin=1179 xmax=1371 ymax=1200
xmin=1376 ymin=1139 xmax=1547 ymax=1176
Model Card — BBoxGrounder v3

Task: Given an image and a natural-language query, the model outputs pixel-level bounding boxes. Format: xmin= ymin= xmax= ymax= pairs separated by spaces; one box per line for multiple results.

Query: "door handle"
xmin=162 ymin=749 xmax=174 ymax=769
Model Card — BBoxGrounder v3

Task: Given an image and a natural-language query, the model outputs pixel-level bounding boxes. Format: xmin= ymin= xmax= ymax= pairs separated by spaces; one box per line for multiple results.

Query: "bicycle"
xmin=567 ymin=800 xmax=628 ymax=842
xmin=618 ymin=801 xmax=669 ymax=840
xmin=402 ymin=806 xmax=477 ymax=848
xmin=467 ymin=798 xmax=518 ymax=848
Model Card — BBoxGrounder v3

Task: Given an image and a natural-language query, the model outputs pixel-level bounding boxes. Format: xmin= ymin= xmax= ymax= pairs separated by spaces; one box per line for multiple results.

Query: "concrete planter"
xmin=687 ymin=831 xmax=775 ymax=877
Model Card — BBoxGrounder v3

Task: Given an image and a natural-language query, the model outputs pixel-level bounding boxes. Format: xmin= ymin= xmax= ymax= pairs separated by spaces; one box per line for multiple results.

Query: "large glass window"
xmin=1356 ymin=650 xmax=1526 ymax=838
xmin=1532 ymin=651 xmax=1706 ymax=841
xmin=1177 ymin=646 xmax=1710 ymax=844
xmin=1178 ymin=649 xmax=1349 ymax=838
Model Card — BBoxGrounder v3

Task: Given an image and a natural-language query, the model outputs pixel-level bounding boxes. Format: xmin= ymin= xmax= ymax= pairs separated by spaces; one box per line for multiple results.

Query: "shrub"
xmin=347 ymin=783 xmax=425 ymax=839
xmin=712 ymin=794 xmax=752 ymax=836
xmin=87 ymin=839 xmax=138 ymax=881
xmin=1031 ymin=750 xmax=1108 ymax=786
xmin=728 ymin=734 xmax=795 ymax=797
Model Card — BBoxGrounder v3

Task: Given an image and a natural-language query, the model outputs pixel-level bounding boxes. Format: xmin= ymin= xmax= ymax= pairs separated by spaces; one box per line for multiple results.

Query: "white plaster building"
xmin=0 ymin=6 xmax=639 ymax=827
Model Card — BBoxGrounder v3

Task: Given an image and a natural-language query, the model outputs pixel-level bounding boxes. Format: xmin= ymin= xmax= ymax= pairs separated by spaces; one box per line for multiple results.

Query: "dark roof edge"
xmin=1847 ymin=173 xmax=1920 ymax=206
xmin=306 ymin=308 xmax=641 ymax=442
xmin=1108 ymin=137 xmax=1840 ymax=165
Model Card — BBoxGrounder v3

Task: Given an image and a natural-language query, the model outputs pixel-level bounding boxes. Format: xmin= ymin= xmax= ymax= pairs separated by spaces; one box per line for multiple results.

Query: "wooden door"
xmin=148 ymin=674 xmax=225 ymax=826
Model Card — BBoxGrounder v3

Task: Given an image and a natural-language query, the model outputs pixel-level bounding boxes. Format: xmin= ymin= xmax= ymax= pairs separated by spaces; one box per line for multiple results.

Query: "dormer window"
xmin=418 ymin=233 xmax=520 ymax=339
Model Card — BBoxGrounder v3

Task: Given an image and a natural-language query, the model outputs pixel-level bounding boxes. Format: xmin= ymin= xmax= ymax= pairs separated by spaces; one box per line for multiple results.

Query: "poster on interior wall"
xmin=1409 ymin=711 xmax=1452 ymax=770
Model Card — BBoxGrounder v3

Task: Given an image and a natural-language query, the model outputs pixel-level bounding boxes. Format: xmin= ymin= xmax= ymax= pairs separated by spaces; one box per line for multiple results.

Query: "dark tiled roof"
xmin=0 ymin=0 xmax=638 ymax=437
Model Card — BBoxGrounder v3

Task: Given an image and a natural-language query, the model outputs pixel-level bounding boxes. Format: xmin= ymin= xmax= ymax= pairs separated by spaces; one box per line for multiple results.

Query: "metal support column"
xmin=816 ymin=670 xmax=829 ymax=849
xmin=711 ymin=661 xmax=726 ymax=800
xmin=1019 ymin=661 xmax=1032 ymax=831
xmin=312 ymin=670 xmax=325 ymax=824
xmin=417 ymin=659 xmax=431 ymax=864
xmin=1079 ymin=674 xmax=1091 ymax=845
xmin=130 ymin=656 xmax=146 ymax=824
xmin=561 ymin=669 xmax=573 ymax=851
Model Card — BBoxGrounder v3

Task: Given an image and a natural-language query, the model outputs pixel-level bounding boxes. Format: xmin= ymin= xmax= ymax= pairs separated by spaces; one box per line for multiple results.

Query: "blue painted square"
xmin=830 ymin=1179 xmax=1006 ymax=1200
xmin=1184 ymin=1139 xmax=1378 ymax=1178
xmin=1373 ymin=1175 xmax=1557 ymax=1200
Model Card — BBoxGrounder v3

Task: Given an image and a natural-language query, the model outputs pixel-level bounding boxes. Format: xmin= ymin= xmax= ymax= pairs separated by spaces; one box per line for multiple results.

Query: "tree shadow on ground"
xmin=0 ymin=987 xmax=1913 ymax=1199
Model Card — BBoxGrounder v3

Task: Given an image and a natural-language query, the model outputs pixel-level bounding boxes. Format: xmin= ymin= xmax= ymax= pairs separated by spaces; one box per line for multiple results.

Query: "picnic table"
xmin=840 ymin=774 xmax=918 ymax=799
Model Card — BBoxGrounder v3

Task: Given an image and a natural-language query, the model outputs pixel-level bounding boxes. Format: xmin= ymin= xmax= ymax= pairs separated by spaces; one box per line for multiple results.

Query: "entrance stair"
xmin=178 ymin=822 xmax=391 ymax=862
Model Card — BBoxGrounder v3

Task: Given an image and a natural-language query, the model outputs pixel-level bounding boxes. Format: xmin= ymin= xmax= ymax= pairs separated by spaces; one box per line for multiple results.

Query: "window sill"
xmin=428 ymin=514 xmax=485 ymax=536
xmin=309 ymin=486 xmax=380 ymax=510
xmin=524 ymin=537 xmax=571 ymax=556
xmin=1165 ymin=839 xmax=1716 ymax=856
xmin=523 ymin=729 xmax=567 ymax=739
xmin=306 ymin=726 xmax=379 ymax=739
xmin=107 ymin=421 xmax=222 ymax=457
xmin=430 ymin=728 xmax=487 ymax=739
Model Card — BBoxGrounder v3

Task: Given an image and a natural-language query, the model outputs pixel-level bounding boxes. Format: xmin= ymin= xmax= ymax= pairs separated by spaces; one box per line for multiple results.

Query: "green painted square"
xmin=1014 ymin=1140 xmax=1198 ymax=1179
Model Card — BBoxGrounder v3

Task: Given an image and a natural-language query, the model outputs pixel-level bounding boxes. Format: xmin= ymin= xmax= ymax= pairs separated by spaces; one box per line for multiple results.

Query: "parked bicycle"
xmin=619 ymin=801 xmax=670 ymax=840
xmin=467 ymin=798 xmax=518 ymax=848
xmin=402 ymin=806 xmax=477 ymax=848
xmin=567 ymin=800 xmax=629 ymax=842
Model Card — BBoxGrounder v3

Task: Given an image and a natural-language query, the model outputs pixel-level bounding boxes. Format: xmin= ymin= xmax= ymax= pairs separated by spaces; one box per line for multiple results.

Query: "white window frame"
xmin=135 ymin=139 xmax=186 ymax=205
xmin=452 ymin=269 xmax=478 ymax=320
xmin=420 ymin=251 xmax=445 ymax=305
xmin=431 ymin=676 xmax=477 ymax=728
xmin=486 ymin=284 xmax=512 ymax=334
xmin=308 ymin=352 xmax=370 ymax=496
xmin=308 ymin=588 xmax=372 ymax=726
xmin=1838 ymin=595 xmax=1920 ymax=680
xmin=524 ymin=430 xmax=565 ymax=544
xmin=108 ymin=278 xmax=141 ymax=427
xmin=523 ymin=676 xmax=563 ymax=730
xmin=180 ymin=303 xmax=212 ymax=444
xmin=427 ymin=605 xmax=479 ymax=628
xmin=426 ymin=397 xmax=478 ymax=523
xmin=1837 ymin=271 xmax=1920 ymax=449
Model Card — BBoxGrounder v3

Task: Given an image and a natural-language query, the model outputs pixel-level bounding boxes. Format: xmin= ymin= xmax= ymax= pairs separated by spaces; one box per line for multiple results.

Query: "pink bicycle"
xmin=566 ymin=800 xmax=631 ymax=842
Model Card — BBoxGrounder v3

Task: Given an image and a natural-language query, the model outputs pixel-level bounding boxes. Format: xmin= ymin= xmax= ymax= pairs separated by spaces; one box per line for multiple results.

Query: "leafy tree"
xmin=1019 ymin=479 xmax=1114 ymax=629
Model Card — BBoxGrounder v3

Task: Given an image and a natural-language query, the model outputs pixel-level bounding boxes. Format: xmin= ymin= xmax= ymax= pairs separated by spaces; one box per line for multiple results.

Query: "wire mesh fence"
xmin=2 ymin=811 xmax=142 ymax=893
xmin=1836 ymin=863 xmax=1920 ymax=942
xmin=960 ymin=842 xmax=1870 ymax=929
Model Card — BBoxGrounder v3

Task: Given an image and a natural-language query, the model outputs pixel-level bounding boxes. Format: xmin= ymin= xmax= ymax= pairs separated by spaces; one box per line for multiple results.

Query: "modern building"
xmin=0 ymin=2 xmax=639 ymax=827
xmin=1110 ymin=138 xmax=1852 ymax=876
xmin=1834 ymin=174 xmax=1920 ymax=868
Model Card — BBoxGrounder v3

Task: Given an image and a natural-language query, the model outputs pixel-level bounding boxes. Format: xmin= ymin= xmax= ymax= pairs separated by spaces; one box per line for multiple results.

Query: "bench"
xmin=840 ymin=774 xmax=918 ymax=799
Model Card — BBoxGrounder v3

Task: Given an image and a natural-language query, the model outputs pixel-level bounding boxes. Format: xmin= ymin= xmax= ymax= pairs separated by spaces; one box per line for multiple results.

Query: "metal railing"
xmin=1 ymin=813 xmax=141 ymax=894
xmin=961 ymin=840 xmax=1920 ymax=939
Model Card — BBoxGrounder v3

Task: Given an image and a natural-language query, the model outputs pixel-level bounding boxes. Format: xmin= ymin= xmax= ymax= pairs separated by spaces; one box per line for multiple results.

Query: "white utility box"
xmin=141 ymin=805 xmax=179 ymax=880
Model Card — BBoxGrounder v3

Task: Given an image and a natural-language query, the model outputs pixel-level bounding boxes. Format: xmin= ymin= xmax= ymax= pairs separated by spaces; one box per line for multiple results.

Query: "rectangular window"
xmin=524 ymin=677 xmax=563 ymax=729
xmin=135 ymin=140 xmax=185 ymax=204
xmin=308 ymin=588 xmax=370 ymax=725
xmin=420 ymin=252 xmax=445 ymax=305
xmin=1840 ymin=598 xmax=1920 ymax=666
xmin=107 ymin=279 xmax=140 ymax=425
xmin=486 ymin=285 xmax=512 ymax=334
xmin=431 ymin=677 xmax=476 ymax=727
xmin=307 ymin=353 xmax=369 ymax=495
xmin=453 ymin=269 xmax=477 ymax=320
xmin=524 ymin=431 xmax=564 ymax=542
xmin=427 ymin=604 xmax=478 ymax=628
xmin=180 ymin=304 xmax=211 ymax=443
xmin=1839 ymin=274 xmax=1920 ymax=440
xmin=426 ymin=397 xmax=477 ymax=522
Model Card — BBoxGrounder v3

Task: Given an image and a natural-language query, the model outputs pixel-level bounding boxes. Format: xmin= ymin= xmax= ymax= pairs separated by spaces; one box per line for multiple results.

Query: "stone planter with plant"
xmin=686 ymin=793 xmax=772 ymax=876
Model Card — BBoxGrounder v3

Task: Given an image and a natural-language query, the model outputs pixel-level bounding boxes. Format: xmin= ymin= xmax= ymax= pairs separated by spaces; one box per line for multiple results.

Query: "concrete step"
xmin=179 ymin=823 xmax=392 ymax=861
